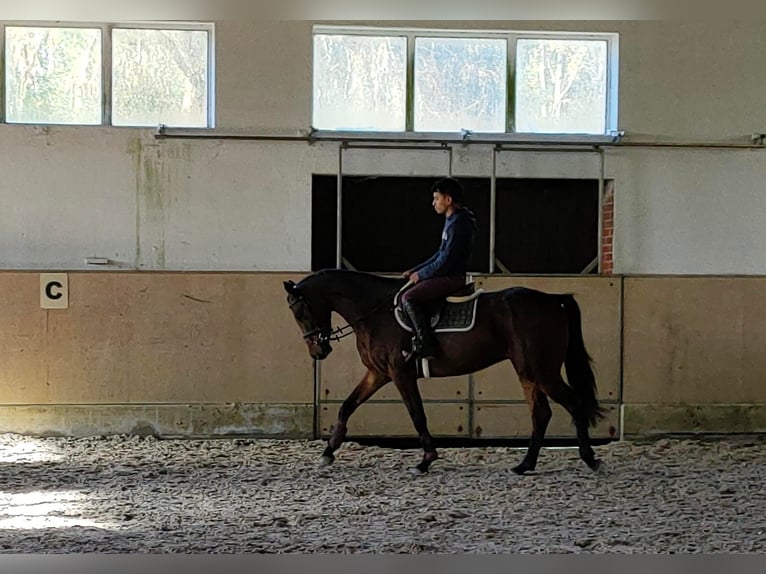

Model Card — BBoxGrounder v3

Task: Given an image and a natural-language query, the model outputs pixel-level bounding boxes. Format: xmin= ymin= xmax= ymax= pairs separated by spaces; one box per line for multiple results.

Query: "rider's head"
xmin=431 ymin=177 xmax=464 ymax=215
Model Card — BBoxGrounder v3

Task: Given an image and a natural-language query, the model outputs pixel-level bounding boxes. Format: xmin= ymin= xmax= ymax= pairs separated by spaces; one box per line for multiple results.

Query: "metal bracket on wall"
xmin=494 ymin=257 xmax=511 ymax=275
xmin=581 ymin=256 xmax=599 ymax=275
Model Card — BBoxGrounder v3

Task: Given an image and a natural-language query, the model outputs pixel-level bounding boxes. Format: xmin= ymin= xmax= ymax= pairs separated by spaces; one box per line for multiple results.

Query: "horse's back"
xmin=483 ymin=284 xmax=567 ymax=302
xmin=482 ymin=285 xmax=573 ymax=323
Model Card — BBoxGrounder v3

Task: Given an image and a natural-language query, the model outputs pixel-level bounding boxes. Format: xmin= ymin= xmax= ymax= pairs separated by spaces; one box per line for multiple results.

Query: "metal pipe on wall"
xmin=494 ymin=145 xmax=603 ymax=153
xmin=336 ymin=144 xmax=345 ymax=269
xmin=341 ymin=143 xmax=449 ymax=152
xmin=489 ymin=147 xmax=497 ymax=274
xmin=597 ymin=146 xmax=605 ymax=275
xmin=154 ymin=127 xmax=766 ymax=151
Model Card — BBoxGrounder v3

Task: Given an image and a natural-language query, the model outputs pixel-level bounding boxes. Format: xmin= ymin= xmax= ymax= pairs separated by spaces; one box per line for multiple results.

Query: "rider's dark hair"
xmin=431 ymin=177 xmax=465 ymax=205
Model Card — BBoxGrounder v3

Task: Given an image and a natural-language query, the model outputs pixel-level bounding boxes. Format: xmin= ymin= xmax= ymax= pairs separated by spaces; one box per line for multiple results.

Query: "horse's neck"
xmin=320 ymin=273 xmax=393 ymax=323
xmin=327 ymin=287 xmax=377 ymax=321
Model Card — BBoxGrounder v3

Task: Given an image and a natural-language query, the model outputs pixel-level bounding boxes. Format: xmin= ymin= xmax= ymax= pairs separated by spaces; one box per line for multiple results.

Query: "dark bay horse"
xmin=283 ymin=269 xmax=605 ymax=475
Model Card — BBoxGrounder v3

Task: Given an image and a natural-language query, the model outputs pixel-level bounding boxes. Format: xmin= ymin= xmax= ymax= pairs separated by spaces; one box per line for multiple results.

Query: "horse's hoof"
xmin=590 ymin=459 xmax=606 ymax=474
xmin=511 ymin=463 xmax=532 ymax=475
xmin=318 ymin=455 xmax=334 ymax=468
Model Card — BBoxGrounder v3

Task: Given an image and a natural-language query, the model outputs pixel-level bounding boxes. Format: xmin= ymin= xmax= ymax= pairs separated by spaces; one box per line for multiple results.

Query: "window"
xmin=414 ymin=37 xmax=507 ymax=133
xmin=514 ymin=38 xmax=608 ymax=134
xmin=313 ymin=34 xmax=407 ymax=131
xmin=312 ymin=25 xmax=618 ymax=137
xmin=2 ymin=22 xmax=213 ymax=127
xmin=5 ymin=27 xmax=102 ymax=125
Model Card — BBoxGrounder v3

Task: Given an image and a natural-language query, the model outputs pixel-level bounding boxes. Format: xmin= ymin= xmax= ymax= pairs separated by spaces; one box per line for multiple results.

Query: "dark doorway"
xmin=312 ymin=175 xmax=598 ymax=275
xmin=494 ymin=178 xmax=599 ymax=274
xmin=312 ymin=175 xmax=490 ymax=274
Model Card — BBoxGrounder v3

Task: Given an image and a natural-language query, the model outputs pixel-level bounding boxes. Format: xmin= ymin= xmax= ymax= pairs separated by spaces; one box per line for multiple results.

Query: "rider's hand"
xmin=410 ymin=272 xmax=420 ymax=284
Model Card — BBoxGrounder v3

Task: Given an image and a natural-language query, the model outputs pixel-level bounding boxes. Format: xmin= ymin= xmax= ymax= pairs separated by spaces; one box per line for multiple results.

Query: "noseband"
xmin=301 ymin=327 xmax=332 ymax=344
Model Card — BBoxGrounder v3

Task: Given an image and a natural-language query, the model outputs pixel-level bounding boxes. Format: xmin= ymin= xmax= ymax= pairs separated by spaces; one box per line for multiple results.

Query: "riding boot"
xmin=402 ymin=299 xmax=438 ymax=360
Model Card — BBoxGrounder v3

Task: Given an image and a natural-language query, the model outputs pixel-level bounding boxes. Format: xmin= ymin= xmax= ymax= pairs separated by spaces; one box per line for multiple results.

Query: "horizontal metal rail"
xmin=154 ymin=127 xmax=766 ymax=150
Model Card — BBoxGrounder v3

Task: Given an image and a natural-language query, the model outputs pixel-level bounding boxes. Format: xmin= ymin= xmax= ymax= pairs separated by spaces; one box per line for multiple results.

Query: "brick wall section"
xmin=601 ymin=180 xmax=614 ymax=275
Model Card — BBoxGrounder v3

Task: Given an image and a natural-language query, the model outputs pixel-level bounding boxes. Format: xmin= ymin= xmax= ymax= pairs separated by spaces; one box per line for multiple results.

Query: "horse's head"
xmin=283 ymin=280 xmax=333 ymax=360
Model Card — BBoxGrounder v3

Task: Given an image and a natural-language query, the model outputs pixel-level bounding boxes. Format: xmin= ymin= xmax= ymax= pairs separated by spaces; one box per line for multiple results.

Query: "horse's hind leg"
xmin=537 ymin=374 xmax=600 ymax=471
xmin=320 ymin=369 xmax=390 ymax=467
xmin=392 ymin=370 xmax=438 ymax=475
xmin=512 ymin=380 xmax=552 ymax=475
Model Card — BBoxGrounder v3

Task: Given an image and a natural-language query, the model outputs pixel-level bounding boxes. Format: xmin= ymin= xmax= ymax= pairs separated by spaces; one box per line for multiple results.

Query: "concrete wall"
xmin=0 ymin=271 xmax=314 ymax=436
xmin=2 ymin=20 xmax=766 ymax=275
xmin=622 ymin=277 xmax=766 ymax=435
xmin=2 ymin=271 xmax=765 ymax=438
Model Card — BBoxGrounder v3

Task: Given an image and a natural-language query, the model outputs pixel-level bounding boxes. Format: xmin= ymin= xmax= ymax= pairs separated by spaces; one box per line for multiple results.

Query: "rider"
xmin=401 ymin=177 xmax=477 ymax=360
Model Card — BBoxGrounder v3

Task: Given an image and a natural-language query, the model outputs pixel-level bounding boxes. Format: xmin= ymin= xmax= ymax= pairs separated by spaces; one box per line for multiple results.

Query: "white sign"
xmin=40 ymin=273 xmax=69 ymax=309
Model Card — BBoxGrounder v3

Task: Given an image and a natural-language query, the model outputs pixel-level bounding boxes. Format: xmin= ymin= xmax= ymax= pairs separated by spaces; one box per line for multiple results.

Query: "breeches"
xmin=400 ymin=276 xmax=466 ymax=309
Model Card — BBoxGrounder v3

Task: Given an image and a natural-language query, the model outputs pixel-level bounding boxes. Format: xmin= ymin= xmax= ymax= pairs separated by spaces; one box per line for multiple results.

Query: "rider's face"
xmin=432 ymin=191 xmax=452 ymax=215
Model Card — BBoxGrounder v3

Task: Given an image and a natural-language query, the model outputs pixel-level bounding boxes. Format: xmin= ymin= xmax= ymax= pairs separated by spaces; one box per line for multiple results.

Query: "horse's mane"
xmin=299 ymin=268 xmax=407 ymax=304
xmin=303 ymin=268 xmax=405 ymax=287
xmin=312 ymin=268 xmax=403 ymax=283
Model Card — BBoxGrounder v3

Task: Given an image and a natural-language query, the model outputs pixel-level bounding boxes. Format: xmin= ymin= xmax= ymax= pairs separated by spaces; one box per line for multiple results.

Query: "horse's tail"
xmin=559 ymin=294 xmax=605 ymax=427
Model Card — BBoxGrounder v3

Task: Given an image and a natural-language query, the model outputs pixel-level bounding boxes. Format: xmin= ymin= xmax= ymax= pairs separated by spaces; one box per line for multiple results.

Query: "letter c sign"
xmin=40 ymin=273 xmax=69 ymax=309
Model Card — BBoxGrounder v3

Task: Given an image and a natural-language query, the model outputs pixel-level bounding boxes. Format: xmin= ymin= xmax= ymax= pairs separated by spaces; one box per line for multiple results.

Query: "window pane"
xmin=5 ymin=27 xmax=101 ymax=125
xmin=414 ymin=37 xmax=506 ymax=133
xmin=313 ymin=34 xmax=407 ymax=131
xmin=515 ymin=38 xmax=607 ymax=134
xmin=112 ymin=29 xmax=209 ymax=127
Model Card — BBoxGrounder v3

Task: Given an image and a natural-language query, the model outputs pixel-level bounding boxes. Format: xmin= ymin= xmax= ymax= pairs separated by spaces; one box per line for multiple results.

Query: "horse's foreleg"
xmin=320 ymin=369 xmax=390 ymax=467
xmin=393 ymin=371 xmax=438 ymax=475
xmin=512 ymin=380 xmax=552 ymax=475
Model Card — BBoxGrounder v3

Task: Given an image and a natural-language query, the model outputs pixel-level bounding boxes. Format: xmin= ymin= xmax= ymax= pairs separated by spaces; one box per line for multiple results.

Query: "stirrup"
xmin=402 ymin=337 xmax=420 ymax=362
xmin=403 ymin=337 xmax=423 ymax=363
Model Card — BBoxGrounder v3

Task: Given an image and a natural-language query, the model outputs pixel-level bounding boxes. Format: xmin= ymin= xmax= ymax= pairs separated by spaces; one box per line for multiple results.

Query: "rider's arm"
xmin=417 ymin=217 xmax=473 ymax=281
xmin=411 ymin=252 xmax=438 ymax=274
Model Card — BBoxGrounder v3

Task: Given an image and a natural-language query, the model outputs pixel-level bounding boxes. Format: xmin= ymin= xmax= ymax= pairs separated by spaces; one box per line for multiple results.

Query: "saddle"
xmin=393 ymin=280 xmax=484 ymax=334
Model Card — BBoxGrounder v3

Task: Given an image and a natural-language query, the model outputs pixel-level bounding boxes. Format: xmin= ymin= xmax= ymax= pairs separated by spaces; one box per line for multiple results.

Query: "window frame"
xmin=311 ymin=24 xmax=619 ymax=143
xmin=0 ymin=20 xmax=215 ymax=128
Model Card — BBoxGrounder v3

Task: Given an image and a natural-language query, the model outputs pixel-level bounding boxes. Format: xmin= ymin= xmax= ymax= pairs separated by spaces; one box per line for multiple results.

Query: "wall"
xmin=3 ymin=20 xmax=766 ymax=275
xmin=622 ymin=277 xmax=766 ymax=435
xmin=2 ymin=20 xmax=766 ymax=438
xmin=0 ymin=271 xmax=314 ymax=436
xmin=2 ymin=270 xmax=765 ymax=438
xmin=0 ymin=128 xmax=316 ymax=271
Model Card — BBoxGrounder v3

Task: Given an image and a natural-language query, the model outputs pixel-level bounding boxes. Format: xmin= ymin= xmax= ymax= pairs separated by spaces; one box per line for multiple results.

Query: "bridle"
xmin=289 ymin=283 xmax=407 ymax=344
xmin=288 ymin=294 xmax=343 ymax=344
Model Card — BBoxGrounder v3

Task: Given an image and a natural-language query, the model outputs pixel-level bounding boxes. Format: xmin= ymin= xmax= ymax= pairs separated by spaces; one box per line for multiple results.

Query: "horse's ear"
xmin=283 ymin=280 xmax=297 ymax=294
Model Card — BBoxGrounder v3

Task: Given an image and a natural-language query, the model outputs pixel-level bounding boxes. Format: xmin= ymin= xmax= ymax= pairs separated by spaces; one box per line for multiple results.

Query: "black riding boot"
xmin=402 ymin=299 xmax=438 ymax=360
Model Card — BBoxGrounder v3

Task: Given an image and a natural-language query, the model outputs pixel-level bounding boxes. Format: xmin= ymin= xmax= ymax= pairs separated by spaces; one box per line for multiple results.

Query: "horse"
xmin=283 ymin=268 xmax=605 ymax=475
